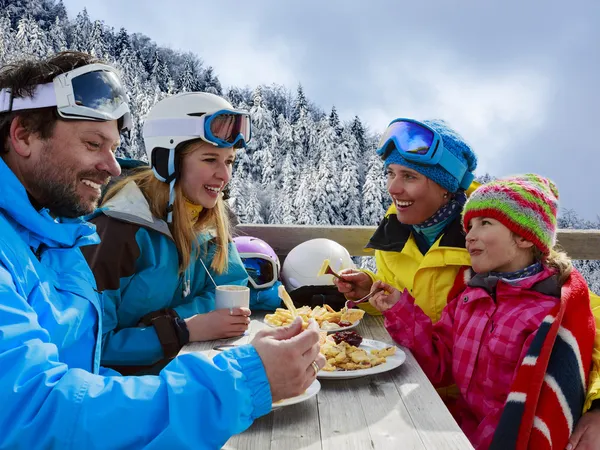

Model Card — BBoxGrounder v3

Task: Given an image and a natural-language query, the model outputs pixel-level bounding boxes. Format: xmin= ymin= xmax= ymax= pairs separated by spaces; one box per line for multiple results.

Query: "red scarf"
xmin=490 ymin=269 xmax=595 ymax=449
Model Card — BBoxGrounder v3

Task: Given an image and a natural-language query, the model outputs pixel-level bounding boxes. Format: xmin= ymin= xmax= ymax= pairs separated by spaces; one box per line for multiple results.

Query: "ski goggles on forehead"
xmin=241 ymin=255 xmax=278 ymax=289
xmin=376 ymin=118 xmax=474 ymax=190
xmin=144 ymin=109 xmax=251 ymax=149
xmin=0 ymin=63 xmax=132 ymax=131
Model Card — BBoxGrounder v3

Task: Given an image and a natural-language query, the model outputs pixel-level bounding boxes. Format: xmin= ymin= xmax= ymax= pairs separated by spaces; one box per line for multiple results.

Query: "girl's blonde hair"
xmin=102 ymin=142 xmax=232 ymax=274
xmin=535 ymin=247 xmax=573 ymax=286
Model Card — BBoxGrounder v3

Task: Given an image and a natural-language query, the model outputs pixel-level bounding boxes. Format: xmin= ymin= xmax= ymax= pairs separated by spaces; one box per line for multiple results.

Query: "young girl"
xmin=82 ymin=92 xmax=252 ymax=374
xmin=369 ymin=174 xmax=595 ymax=449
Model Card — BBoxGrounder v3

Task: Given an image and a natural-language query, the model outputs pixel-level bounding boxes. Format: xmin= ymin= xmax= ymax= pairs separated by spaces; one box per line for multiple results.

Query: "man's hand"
xmin=185 ymin=307 xmax=251 ymax=342
xmin=567 ymin=409 xmax=600 ymax=450
xmin=252 ymin=317 xmax=326 ymax=402
xmin=333 ymin=268 xmax=372 ymax=300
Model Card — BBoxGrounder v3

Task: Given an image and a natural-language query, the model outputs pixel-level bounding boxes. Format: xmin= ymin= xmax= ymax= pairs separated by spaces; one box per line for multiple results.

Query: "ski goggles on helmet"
xmin=0 ymin=63 xmax=132 ymax=131
xmin=240 ymin=254 xmax=278 ymax=289
xmin=376 ymin=118 xmax=474 ymax=190
xmin=143 ymin=109 xmax=251 ymax=149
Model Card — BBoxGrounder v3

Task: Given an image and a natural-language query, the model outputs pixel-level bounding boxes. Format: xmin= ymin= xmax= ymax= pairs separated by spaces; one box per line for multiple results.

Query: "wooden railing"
xmin=236 ymin=225 xmax=600 ymax=260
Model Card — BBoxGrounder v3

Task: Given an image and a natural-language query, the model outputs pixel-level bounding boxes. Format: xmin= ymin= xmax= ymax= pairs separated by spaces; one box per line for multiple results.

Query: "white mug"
xmin=215 ymin=285 xmax=250 ymax=310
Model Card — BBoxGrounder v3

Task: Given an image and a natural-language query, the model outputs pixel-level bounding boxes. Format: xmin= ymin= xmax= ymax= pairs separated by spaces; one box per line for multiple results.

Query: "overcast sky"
xmin=62 ymin=0 xmax=600 ymax=219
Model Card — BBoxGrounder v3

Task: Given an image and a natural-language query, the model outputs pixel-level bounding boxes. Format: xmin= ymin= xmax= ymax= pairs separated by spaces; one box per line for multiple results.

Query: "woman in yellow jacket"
xmin=335 ymin=118 xmax=600 ymax=448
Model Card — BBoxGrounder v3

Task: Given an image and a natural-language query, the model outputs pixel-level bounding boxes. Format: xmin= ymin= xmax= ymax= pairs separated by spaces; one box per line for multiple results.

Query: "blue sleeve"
xmin=0 ymin=263 xmax=272 ymax=450
xmin=174 ymin=242 xmax=249 ymax=318
xmin=100 ymin=285 xmax=164 ymax=366
xmin=250 ymin=281 xmax=284 ymax=311
xmin=99 ymin=228 xmax=178 ymax=366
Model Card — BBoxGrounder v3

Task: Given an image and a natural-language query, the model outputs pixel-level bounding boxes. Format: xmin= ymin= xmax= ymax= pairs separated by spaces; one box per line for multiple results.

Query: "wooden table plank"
xmin=364 ymin=316 xmax=473 ymax=449
xmin=223 ymin=414 xmax=274 ymax=450
xmin=270 ymin=399 xmax=322 ymax=450
xmin=336 ymin=316 xmax=427 ymax=450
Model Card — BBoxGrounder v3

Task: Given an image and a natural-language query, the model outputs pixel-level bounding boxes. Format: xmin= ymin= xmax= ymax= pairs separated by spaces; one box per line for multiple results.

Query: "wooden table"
xmin=181 ymin=313 xmax=473 ymax=450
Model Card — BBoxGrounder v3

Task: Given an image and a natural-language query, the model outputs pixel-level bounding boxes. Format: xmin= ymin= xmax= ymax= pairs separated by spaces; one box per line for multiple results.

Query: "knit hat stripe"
xmin=462 ymin=174 xmax=559 ymax=255
xmin=464 ymin=192 xmax=554 ymax=246
xmin=508 ymin=177 xmax=558 ymax=218
xmin=463 ymin=207 xmax=552 ymax=254
xmin=481 ymin=184 xmax=556 ymax=231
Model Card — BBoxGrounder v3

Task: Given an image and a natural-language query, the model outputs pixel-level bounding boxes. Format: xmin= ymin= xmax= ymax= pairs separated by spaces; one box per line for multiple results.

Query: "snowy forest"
xmin=1 ymin=0 xmax=599 ymax=292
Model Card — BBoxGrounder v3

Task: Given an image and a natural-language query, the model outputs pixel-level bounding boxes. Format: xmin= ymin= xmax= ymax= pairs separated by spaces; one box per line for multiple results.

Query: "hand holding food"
xmin=368 ymin=280 xmax=403 ymax=312
xmin=252 ymin=317 xmax=326 ymax=402
xmin=333 ymin=268 xmax=373 ymax=300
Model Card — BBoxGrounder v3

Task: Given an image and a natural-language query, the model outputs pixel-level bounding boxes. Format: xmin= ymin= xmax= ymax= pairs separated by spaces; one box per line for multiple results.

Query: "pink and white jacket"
xmin=383 ymin=266 xmax=561 ymax=449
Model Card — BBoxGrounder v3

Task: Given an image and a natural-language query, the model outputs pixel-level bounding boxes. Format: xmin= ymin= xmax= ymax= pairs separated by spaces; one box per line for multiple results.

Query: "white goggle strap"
xmin=0 ymin=83 xmax=57 ymax=113
xmin=143 ymin=117 xmax=206 ymax=139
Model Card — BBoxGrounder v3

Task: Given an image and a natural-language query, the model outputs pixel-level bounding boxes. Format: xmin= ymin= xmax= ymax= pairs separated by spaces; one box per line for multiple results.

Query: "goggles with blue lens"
xmin=143 ymin=109 xmax=251 ymax=149
xmin=376 ymin=118 xmax=474 ymax=190
xmin=0 ymin=63 xmax=132 ymax=131
xmin=240 ymin=254 xmax=278 ymax=289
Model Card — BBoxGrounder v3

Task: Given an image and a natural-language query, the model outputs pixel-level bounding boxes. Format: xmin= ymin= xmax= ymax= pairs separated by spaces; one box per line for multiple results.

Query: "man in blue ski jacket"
xmin=0 ymin=51 xmax=325 ymax=449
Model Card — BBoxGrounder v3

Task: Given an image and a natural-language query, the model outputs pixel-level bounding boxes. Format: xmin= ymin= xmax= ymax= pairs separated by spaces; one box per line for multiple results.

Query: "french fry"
xmin=278 ymin=285 xmax=298 ymax=319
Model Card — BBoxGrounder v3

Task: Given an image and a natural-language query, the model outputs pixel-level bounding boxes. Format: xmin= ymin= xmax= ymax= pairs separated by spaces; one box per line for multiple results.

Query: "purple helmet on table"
xmin=233 ymin=236 xmax=280 ymax=289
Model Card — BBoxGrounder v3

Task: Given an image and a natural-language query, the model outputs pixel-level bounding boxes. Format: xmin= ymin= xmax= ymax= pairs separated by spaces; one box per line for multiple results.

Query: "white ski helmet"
xmin=281 ymin=238 xmax=355 ymax=292
xmin=142 ymin=92 xmax=251 ymax=221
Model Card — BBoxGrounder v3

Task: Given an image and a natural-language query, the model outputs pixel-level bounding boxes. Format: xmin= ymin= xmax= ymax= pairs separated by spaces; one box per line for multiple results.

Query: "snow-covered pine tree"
xmin=248 ymin=86 xmax=277 ymax=184
xmin=292 ymin=105 xmax=315 ymax=164
xmin=312 ymin=119 xmax=339 ymax=225
xmin=351 ymin=116 xmax=368 ymax=187
xmin=48 ymin=16 xmax=67 ymax=53
xmin=15 ymin=15 xmax=49 ymax=57
xmin=329 ymin=106 xmax=342 ymax=137
xmin=113 ymin=27 xmax=130 ymax=58
xmin=291 ymin=84 xmax=308 ymax=124
xmin=199 ymin=66 xmax=222 ymax=95
xmin=338 ymin=127 xmax=362 ymax=225
xmin=241 ymin=181 xmax=265 ymax=224
xmin=362 ymin=152 xmax=387 ymax=225
xmin=274 ymin=152 xmax=298 ymax=224
xmin=0 ymin=11 xmax=14 ymax=62
xmin=89 ymin=19 xmax=108 ymax=60
xmin=151 ymin=50 xmax=172 ymax=92
xmin=177 ymin=54 xmax=200 ymax=93
xmin=274 ymin=114 xmax=293 ymax=188
xmin=72 ymin=8 xmax=92 ymax=52
xmin=293 ymin=170 xmax=317 ymax=225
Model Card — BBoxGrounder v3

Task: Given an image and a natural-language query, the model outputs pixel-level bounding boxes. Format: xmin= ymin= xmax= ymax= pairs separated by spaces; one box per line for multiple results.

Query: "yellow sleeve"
xmin=358 ymin=249 xmax=396 ymax=316
xmin=584 ymin=290 xmax=600 ymax=412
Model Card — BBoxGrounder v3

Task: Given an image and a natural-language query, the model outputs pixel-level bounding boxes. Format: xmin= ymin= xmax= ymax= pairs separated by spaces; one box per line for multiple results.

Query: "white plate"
xmin=264 ymin=319 xmax=360 ymax=333
xmin=271 ymin=379 xmax=321 ymax=409
xmin=317 ymin=339 xmax=406 ymax=380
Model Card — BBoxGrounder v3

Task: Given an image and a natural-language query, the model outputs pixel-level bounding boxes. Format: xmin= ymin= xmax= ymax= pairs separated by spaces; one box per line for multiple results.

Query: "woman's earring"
xmin=443 ymin=192 xmax=449 ymax=199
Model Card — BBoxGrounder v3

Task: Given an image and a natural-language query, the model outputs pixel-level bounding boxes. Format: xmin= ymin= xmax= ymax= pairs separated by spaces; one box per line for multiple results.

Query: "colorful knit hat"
xmin=382 ymin=119 xmax=478 ymax=193
xmin=462 ymin=174 xmax=559 ymax=255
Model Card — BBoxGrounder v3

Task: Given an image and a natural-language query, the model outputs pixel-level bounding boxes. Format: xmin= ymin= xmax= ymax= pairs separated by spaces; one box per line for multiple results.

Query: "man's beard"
xmin=29 ymin=145 xmax=109 ymax=218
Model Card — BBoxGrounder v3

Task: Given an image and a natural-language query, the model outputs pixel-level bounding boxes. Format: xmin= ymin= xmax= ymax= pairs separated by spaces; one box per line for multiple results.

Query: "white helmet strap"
xmin=150 ymin=147 xmax=178 ymax=223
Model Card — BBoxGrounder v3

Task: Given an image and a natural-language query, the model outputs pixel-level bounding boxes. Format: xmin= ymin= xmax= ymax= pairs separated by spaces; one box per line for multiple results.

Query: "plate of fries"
xmin=272 ymin=379 xmax=321 ymax=409
xmin=318 ymin=338 xmax=406 ymax=379
xmin=264 ymin=304 xmax=365 ymax=332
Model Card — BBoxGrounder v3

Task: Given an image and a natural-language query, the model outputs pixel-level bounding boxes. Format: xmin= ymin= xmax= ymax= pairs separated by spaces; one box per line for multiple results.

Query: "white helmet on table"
xmin=281 ymin=238 xmax=355 ymax=292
